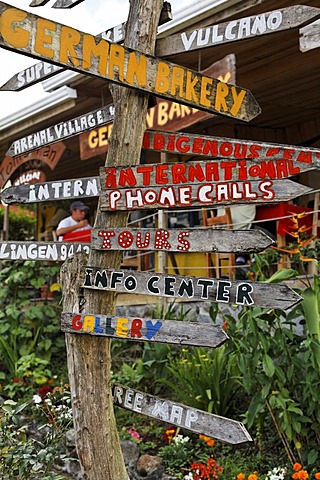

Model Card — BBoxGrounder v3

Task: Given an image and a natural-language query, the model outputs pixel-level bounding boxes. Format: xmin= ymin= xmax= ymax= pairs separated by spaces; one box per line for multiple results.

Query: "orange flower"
xmin=248 ymin=475 xmax=258 ymax=480
xmin=237 ymin=474 xmax=245 ymax=480
xmin=292 ymin=473 xmax=299 ymax=480
xmin=297 ymin=471 xmax=309 ymax=480
xmin=293 ymin=464 xmax=302 ymax=472
xmin=314 ymin=473 xmax=320 ymax=480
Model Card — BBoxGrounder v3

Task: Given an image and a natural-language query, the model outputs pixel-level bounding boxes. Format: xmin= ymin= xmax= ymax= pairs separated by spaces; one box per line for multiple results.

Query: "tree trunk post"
xmin=60 ymin=1 xmax=163 ymax=478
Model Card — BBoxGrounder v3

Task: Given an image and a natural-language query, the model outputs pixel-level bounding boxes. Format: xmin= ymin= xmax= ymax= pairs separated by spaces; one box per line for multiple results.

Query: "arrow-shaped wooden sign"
xmin=61 ymin=311 xmax=228 ymax=348
xmin=1 ymin=176 xmax=100 ymax=204
xmin=91 ymin=227 xmax=274 ymax=254
xmin=112 ymin=384 xmax=252 ymax=445
xmin=0 ymin=241 xmax=90 ymax=261
xmin=82 ymin=267 xmax=302 ymax=310
xmin=5 ymin=105 xmax=114 ymax=157
xmin=156 ymin=5 xmax=320 ymax=56
xmin=52 ymin=0 xmax=85 ymax=7
xmin=99 ymin=177 xmax=312 ymax=211
xmin=0 ymin=2 xmax=261 ymax=121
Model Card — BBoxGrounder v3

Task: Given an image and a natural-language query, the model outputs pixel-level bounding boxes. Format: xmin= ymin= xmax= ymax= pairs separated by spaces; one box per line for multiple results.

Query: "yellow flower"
xmin=248 ymin=474 xmax=258 ymax=480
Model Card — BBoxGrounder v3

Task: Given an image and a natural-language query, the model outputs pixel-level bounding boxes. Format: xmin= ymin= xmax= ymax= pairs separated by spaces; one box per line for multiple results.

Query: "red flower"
xmin=37 ymin=384 xmax=54 ymax=400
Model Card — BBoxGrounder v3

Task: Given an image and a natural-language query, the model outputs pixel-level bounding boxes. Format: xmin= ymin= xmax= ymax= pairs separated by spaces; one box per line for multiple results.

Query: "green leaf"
xmin=307 ymin=449 xmax=318 ymax=465
xmin=262 ymin=354 xmax=275 ymax=378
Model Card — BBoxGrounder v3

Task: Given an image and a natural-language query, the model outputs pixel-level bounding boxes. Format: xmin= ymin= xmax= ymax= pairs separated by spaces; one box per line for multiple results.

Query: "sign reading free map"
xmin=0 ymin=2 xmax=260 ymax=121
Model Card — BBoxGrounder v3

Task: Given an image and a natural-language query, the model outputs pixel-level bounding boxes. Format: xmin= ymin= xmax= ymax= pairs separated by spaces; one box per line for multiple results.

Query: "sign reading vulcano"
xmin=156 ymin=5 xmax=320 ymax=56
xmin=0 ymin=2 xmax=260 ymax=121
xmin=112 ymin=384 xmax=252 ymax=445
xmin=82 ymin=267 xmax=302 ymax=310
xmin=61 ymin=312 xmax=228 ymax=348
xmin=91 ymin=227 xmax=274 ymax=254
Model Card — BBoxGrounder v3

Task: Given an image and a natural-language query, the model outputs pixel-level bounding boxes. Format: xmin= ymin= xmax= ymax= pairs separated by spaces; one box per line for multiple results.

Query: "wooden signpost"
xmin=91 ymin=227 xmax=274 ymax=253
xmin=0 ymin=61 xmax=63 ymax=91
xmin=112 ymin=384 xmax=252 ymax=445
xmin=5 ymin=106 xmax=114 ymax=157
xmin=30 ymin=0 xmax=85 ymax=7
xmin=156 ymin=5 xmax=320 ymax=56
xmin=99 ymin=175 xmax=312 ymax=211
xmin=0 ymin=2 xmax=261 ymax=122
xmin=61 ymin=311 xmax=228 ymax=348
xmin=82 ymin=267 xmax=302 ymax=310
xmin=0 ymin=241 xmax=90 ymax=261
xmin=1 ymin=176 xmax=99 ymax=204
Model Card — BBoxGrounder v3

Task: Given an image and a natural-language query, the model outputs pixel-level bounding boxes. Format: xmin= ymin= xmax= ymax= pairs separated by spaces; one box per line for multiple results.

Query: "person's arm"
xmin=56 ymin=219 xmax=89 ymax=238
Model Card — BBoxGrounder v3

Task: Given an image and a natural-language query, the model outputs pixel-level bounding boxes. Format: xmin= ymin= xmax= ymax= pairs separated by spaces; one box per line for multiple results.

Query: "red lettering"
xmin=283 ymin=149 xmax=295 ymax=159
xmin=259 ymin=160 xmax=276 ymax=179
xmin=288 ymin=160 xmax=300 ymax=176
xmin=72 ymin=314 xmax=83 ymax=330
xmin=275 ymin=159 xmax=288 ymax=178
xmin=234 ymin=143 xmax=247 ymax=158
xmin=192 ymin=137 xmax=204 ymax=154
xmin=202 ymin=139 xmax=218 ymax=156
xmin=219 ymin=142 xmax=233 ymax=157
xmin=118 ymin=231 xmax=134 ymax=249
xmin=119 ymin=168 xmax=137 ymax=187
xmin=131 ymin=318 xmax=142 ymax=338
xmin=142 ymin=131 xmax=150 ymax=148
xmin=205 ymin=163 xmax=219 ymax=181
xmin=177 ymin=231 xmax=190 ymax=252
xmin=188 ymin=163 xmax=205 ymax=183
xmin=220 ymin=161 xmax=236 ymax=181
xmin=98 ymin=230 xmax=115 ymax=249
xmin=137 ymin=165 xmax=153 ymax=186
xmin=155 ymin=165 xmax=169 ymax=184
xmin=266 ymin=147 xmax=280 ymax=157
xmin=154 ymin=229 xmax=171 ymax=250
xmin=238 ymin=161 xmax=248 ymax=180
xmin=136 ymin=231 xmax=151 ymax=248
xmin=297 ymin=151 xmax=312 ymax=164
xmin=248 ymin=145 xmax=261 ymax=158
xmin=105 ymin=167 xmax=117 ymax=188
xmin=153 ymin=133 xmax=165 ymax=150
xmin=166 ymin=135 xmax=175 ymax=151
xmin=172 ymin=164 xmax=187 ymax=184
xmin=248 ymin=165 xmax=261 ymax=177
xmin=176 ymin=136 xmax=190 ymax=153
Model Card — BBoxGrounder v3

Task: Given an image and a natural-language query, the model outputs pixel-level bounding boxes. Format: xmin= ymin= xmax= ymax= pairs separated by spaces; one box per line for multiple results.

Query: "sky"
xmin=0 ymin=0 xmax=193 ymax=121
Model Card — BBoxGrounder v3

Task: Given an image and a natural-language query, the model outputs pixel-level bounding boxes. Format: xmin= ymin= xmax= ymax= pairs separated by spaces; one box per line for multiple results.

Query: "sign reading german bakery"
xmin=0 ymin=2 xmax=260 ymax=121
xmin=156 ymin=5 xmax=320 ymax=56
xmin=82 ymin=267 xmax=301 ymax=310
xmin=112 ymin=384 xmax=252 ymax=445
xmin=91 ymin=227 xmax=273 ymax=254
xmin=61 ymin=312 xmax=228 ymax=348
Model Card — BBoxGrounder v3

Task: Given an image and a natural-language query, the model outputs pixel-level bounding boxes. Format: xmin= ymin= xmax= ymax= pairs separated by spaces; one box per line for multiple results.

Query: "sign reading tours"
xmin=6 ymin=106 xmax=115 ymax=157
xmin=99 ymin=171 xmax=311 ymax=211
xmin=91 ymin=227 xmax=274 ymax=254
xmin=112 ymin=384 xmax=252 ymax=445
xmin=1 ymin=176 xmax=99 ymax=204
xmin=82 ymin=267 xmax=302 ymax=310
xmin=0 ymin=241 xmax=90 ymax=261
xmin=156 ymin=5 xmax=320 ymax=56
xmin=0 ymin=2 xmax=261 ymax=121
xmin=61 ymin=312 xmax=228 ymax=348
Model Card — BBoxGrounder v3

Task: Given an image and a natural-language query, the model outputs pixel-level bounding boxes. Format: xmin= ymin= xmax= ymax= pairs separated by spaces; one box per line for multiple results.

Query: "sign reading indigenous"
xmin=0 ymin=241 xmax=90 ymax=261
xmin=1 ymin=176 xmax=99 ymax=204
xmin=82 ymin=267 xmax=302 ymax=310
xmin=6 ymin=106 xmax=115 ymax=157
xmin=61 ymin=312 xmax=228 ymax=348
xmin=112 ymin=384 xmax=252 ymax=445
xmin=156 ymin=5 xmax=320 ymax=56
xmin=0 ymin=2 xmax=260 ymax=121
xmin=91 ymin=227 xmax=273 ymax=254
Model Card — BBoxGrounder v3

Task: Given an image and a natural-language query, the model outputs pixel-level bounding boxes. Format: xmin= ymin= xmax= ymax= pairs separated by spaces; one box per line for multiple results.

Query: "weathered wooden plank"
xmin=6 ymin=105 xmax=114 ymax=157
xmin=0 ymin=61 xmax=63 ymax=91
xmin=156 ymin=5 xmax=320 ymax=56
xmin=0 ymin=241 xmax=90 ymax=261
xmin=29 ymin=0 xmax=51 ymax=6
xmin=82 ymin=267 xmax=302 ymax=310
xmin=99 ymin=178 xmax=312 ymax=211
xmin=299 ymin=19 xmax=320 ymax=52
xmin=112 ymin=384 xmax=252 ymax=445
xmin=1 ymin=176 xmax=99 ymax=204
xmin=142 ymin=130 xmax=320 ymax=169
xmin=61 ymin=312 xmax=228 ymax=348
xmin=91 ymin=227 xmax=274 ymax=253
xmin=0 ymin=2 xmax=261 ymax=121
xmin=52 ymin=0 xmax=85 ymax=7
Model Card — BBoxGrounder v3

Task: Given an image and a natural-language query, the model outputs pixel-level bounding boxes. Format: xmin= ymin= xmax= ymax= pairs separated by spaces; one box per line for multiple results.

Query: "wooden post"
xmin=60 ymin=1 xmax=163 ymax=479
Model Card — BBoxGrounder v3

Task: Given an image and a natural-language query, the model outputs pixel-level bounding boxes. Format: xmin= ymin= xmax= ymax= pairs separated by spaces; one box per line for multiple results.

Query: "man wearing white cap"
xmin=56 ymin=201 xmax=92 ymax=241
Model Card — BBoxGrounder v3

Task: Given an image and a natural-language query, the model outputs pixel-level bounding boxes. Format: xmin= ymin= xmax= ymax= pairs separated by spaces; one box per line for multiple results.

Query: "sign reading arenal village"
xmin=82 ymin=267 xmax=302 ymax=310
xmin=61 ymin=311 xmax=228 ymax=348
xmin=112 ymin=384 xmax=252 ymax=445
xmin=0 ymin=2 xmax=261 ymax=122
xmin=156 ymin=5 xmax=320 ymax=56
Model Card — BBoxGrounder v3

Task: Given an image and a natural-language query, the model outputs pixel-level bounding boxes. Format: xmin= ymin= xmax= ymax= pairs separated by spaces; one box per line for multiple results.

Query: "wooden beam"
xmin=91 ymin=227 xmax=274 ymax=253
xmin=61 ymin=311 xmax=228 ymax=348
xmin=82 ymin=267 xmax=302 ymax=310
xmin=0 ymin=2 xmax=261 ymax=121
xmin=300 ymin=19 xmax=320 ymax=52
xmin=112 ymin=384 xmax=252 ymax=445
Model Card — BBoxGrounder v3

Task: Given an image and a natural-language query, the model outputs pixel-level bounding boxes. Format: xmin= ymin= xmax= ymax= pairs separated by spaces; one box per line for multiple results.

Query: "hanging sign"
xmin=82 ymin=267 xmax=302 ymax=310
xmin=112 ymin=384 xmax=252 ymax=445
xmin=61 ymin=311 xmax=228 ymax=348
xmin=6 ymin=105 xmax=115 ymax=157
xmin=91 ymin=227 xmax=273 ymax=254
xmin=0 ymin=241 xmax=90 ymax=261
xmin=1 ymin=176 xmax=99 ymax=204
xmin=156 ymin=5 xmax=320 ymax=56
xmin=0 ymin=2 xmax=261 ymax=121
